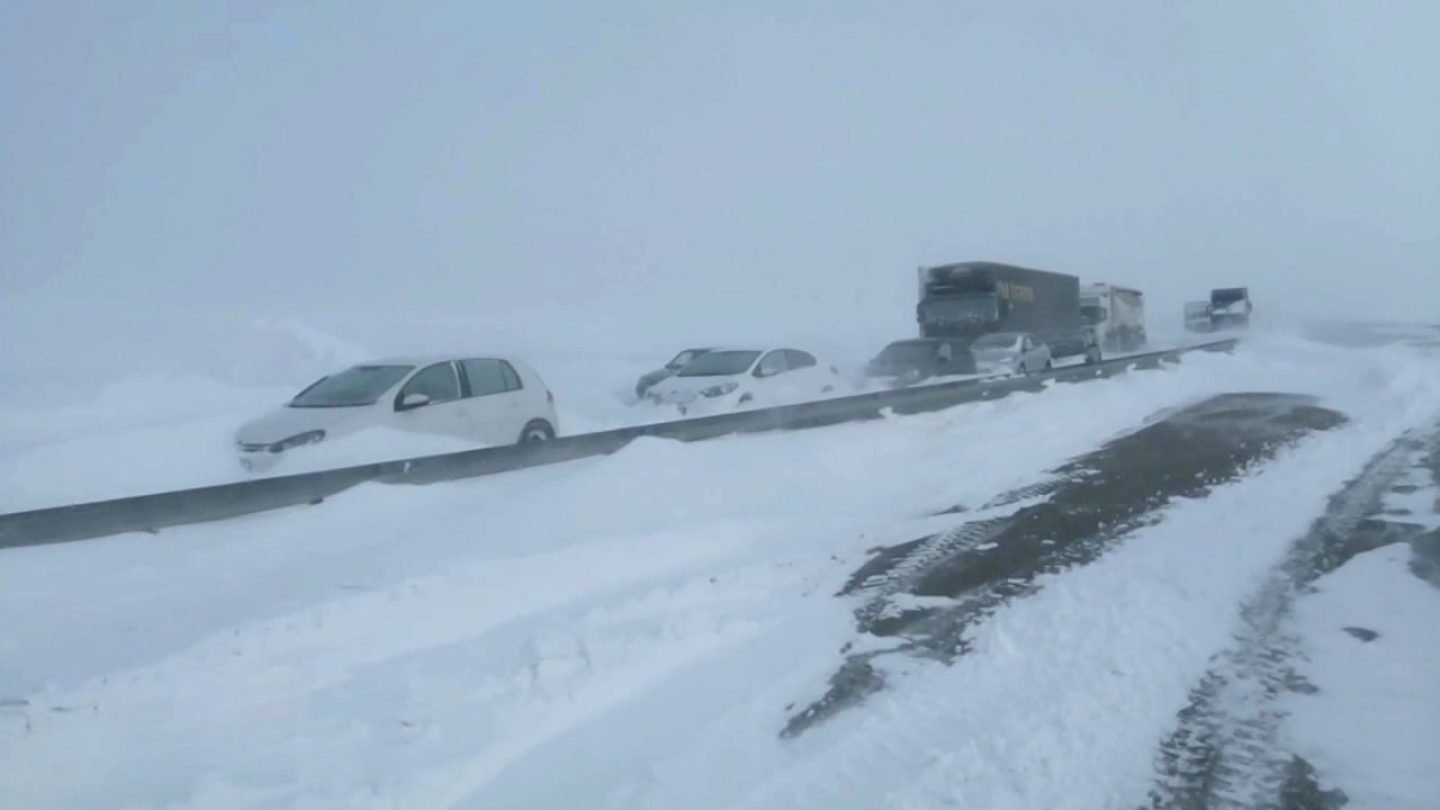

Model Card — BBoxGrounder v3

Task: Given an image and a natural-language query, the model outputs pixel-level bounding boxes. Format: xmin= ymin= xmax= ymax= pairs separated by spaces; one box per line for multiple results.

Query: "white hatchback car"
xmin=645 ymin=348 xmax=841 ymax=415
xmin=235 ymin=356 xmax=559 ymax=471
xmin=971 ymin=332 xmax=1053 ymax=376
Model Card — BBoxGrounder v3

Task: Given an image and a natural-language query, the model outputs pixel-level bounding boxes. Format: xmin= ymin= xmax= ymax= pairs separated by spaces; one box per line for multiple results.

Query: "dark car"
xmin=634 ymin=348 xmax=715 ymax=399
xmin=865 ymin=338 xmax=976 ymax=388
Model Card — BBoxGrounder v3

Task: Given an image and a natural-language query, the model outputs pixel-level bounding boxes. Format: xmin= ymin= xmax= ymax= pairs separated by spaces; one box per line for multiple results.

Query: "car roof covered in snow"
xmin=360 ymin=354 xmax=526 ymax=367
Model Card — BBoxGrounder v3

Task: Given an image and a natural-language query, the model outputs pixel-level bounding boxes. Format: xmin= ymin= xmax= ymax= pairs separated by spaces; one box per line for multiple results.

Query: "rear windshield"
xmin=290 ymin=365 xmax=414 ymax=407
xmin=972 ymin=333 xmax=1022 ymax=349
xmin=676 ymin=350 xmax=761 ymax=377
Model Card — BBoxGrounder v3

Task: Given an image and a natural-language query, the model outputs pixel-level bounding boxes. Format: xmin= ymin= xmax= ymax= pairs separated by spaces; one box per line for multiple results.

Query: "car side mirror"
xmin=397 ymin=392 xmax=431 ymax=411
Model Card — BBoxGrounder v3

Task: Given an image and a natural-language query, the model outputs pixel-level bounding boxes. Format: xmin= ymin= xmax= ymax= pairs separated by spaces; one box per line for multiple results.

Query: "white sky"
xmin=3 ymin=0 xmax=1437 ymax=347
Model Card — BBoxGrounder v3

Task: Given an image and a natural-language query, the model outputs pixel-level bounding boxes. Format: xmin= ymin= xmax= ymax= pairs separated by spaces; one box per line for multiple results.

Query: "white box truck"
xmin=1080 ymin=283 xmax=1147 ymax=352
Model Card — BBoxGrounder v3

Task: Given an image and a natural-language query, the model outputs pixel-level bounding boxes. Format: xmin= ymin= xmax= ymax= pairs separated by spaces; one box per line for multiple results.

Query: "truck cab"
xmin=1209 ymin=288 xmax=1253 ymax=330
xmin=1080 ymin=283 xmax=1147 ymax=352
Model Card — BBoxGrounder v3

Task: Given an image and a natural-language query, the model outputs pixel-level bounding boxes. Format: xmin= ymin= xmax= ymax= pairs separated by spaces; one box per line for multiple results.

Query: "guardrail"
xmin=0 ymin=340 xmax=1237 ymax=550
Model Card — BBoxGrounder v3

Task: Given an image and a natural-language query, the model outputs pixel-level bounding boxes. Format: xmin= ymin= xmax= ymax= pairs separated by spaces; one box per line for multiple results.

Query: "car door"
xmin=783 ymin=349 xmax=831 ymax=397
xmin=1033 ymin=336 xmax=1052 ymax=369
xmin=460 ymin=358 xmax=529 ymax=445
xmin=1024 ymin=335 xmax=1048 ymax=369
xmin=392 ymin=361 xmax=469 ymax=439
xmin=942 ymin=339 xmax=974 ymax=375
xmin=751 ymin=350 xmax=790 ymax=405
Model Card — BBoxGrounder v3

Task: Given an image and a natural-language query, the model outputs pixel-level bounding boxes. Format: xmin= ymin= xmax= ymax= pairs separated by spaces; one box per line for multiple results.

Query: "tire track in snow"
xmin=1145 ymin=427 xmax=1436 ymax=810
xmin=785 ymin=393 xmax=1348 ymax=737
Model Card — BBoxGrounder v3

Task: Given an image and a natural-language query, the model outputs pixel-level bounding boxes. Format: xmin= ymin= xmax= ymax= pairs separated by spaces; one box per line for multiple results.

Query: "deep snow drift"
xmin=2 ymin=333 xmax=1439 ymax=809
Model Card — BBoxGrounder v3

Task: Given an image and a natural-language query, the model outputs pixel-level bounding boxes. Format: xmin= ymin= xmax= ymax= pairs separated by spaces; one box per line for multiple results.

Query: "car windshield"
xmin=973 ymin=333 xmax=1022 ymax=350
xmin=289 ymin=365 xmax=414 ymax=407
xmin=676 ymin=350 xmax=761 ymax=377
xmin=874 ymin=342 xmax=938 ymax=366
xmin=667 ymin=349 xmax=707 ymax=368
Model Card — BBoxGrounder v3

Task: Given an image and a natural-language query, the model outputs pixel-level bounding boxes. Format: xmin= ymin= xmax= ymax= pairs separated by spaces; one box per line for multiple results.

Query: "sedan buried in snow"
xmin=634 ymin=347 xmax=714 ymax=399
xmin=865 ymin=338 xmax=977 ymax=388
xmin=235 ymin=356 xmax=559 ymax=471
xmin=971 ymin=332 xmax=1052 ymax=376
xmin=644 ymin=348 xmax=841 ymax=415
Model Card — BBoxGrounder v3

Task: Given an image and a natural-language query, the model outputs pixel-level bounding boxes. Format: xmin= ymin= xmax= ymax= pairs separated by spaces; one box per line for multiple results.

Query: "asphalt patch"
xmin=784 ymin=393 xmax=1345 ymax=738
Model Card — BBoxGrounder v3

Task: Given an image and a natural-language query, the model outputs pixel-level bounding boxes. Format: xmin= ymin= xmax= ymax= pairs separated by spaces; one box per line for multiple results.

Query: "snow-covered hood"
xmin=648 ymin=373 xmax=745 ymax=404
xmin=235 ymin=404 xmax=373 ymax=446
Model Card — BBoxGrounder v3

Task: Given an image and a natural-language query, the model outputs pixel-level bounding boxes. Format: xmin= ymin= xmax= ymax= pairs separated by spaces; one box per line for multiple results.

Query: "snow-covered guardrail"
xmin=0 ymin=340 xmax=1237 ymax=549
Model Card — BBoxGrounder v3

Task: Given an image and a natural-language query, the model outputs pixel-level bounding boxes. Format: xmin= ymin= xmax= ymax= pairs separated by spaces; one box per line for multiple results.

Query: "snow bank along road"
xmin=0 ymin=341 xmax=1229 ymax=550
xmin=2 ymin=331 xmax=1440 ymax=809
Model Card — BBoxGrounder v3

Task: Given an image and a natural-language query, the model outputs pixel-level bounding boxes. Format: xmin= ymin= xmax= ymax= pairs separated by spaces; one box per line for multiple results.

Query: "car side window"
xmin=756 ymin=351 xmax=788 ymax=377
xmin=500 ymin=361 xmax=523 ymax=391
xmin=462 ymin=359 xmax=520 ymax=397
xmin=784 ymin=350 xmax=817 ymax=370
xmin=400 ymin=363 xmax=461 ymax=404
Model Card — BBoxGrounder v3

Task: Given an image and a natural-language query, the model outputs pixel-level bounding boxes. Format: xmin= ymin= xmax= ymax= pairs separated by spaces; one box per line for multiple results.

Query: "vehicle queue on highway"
xmin=233 ymin=261 xmax=1248 ymax=471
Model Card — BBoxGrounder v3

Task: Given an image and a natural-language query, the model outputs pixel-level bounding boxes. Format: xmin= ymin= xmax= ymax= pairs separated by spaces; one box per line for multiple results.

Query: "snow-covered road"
xmin=3 ymin=333 xmax=1439 ymax=809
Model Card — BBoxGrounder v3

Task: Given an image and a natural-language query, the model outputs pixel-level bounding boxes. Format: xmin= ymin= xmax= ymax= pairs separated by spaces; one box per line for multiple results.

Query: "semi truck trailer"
xmin=1209 ymin=287 xmax=1253 ymax=329
xmin=1184 ymin=301 xmax=1214 ymax=333
xmin=917 ymin=261 xmax=1101 ymax=363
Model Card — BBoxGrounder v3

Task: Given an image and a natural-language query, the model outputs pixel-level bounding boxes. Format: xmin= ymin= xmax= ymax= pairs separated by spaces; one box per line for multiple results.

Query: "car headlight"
xmin=700 ymin=382 xmax=739 ymax=398
xmin=271 ymin=429 xmax=326 ymax=452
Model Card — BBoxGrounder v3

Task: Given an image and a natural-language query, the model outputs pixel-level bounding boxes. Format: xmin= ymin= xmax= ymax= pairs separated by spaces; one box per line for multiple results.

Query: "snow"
xmin=0 ymin=313 xmax=1190 ymax=512
xmin=0 ymin=349 xmax=656 ymax=512
xmin=1284 ymin=544 xmax=1440 ymax=809
xmin=2 ymin=332 xmax=1439 ymax=808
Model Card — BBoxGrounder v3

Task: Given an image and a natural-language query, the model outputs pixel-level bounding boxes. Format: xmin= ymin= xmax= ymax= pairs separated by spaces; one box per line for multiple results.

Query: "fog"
xmin=3 ymin=0 xmax=1438 ymax=390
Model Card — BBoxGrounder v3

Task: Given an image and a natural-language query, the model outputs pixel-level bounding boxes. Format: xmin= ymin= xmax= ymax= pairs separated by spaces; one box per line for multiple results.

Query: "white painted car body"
xmin=644 ymin=348 xmax=841 ymax=416
xmin=235 ymin=356 xmax=558 ymax=471
xmin=971 ymin=332 xmax=1053 ymax=377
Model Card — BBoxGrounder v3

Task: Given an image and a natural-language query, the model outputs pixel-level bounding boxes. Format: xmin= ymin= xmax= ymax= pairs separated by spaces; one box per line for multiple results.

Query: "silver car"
xmin=971 ymin=332 xmax=1052 ymax=376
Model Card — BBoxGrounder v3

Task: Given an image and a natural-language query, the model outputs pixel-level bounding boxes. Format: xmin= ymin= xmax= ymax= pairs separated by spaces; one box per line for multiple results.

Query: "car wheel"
xmin=518 ymin=420 xmax=555 ymax=444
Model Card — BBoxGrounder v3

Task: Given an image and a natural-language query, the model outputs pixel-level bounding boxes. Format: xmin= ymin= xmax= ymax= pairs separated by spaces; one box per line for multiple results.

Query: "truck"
xmin=917 ymin=261 xmax=1102 ymax=363
xmin=1209 ymin=287 xmax=1253 ymax=329
xmin=1080 ymin=283 xmax=1146 ymax=352
xmin=1184 ymin=301 xmax=1214 ymax=333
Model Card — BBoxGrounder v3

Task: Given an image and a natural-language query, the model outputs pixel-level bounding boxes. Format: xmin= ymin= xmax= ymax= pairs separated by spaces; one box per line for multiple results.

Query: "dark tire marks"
xmin=1145 ymin=429 xmax=1435 ymax=809
xmin=784 ymin=394 xmax=1346 ymax=738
